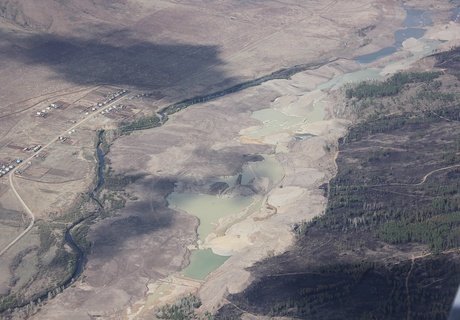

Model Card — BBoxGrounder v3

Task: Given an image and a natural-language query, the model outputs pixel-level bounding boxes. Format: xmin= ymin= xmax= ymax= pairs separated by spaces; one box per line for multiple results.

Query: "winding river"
xmin=63 ymin=130 xmax=106 ymax=284
xmin=6 ymin=131 xmax=107 ymax=312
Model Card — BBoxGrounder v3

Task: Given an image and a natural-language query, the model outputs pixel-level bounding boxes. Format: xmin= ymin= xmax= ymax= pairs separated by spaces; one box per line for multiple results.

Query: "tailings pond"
xmin=166 ymin=3 xmax=457 ymax=283
xmin=167 ymin=155 xmax=284 ymax=280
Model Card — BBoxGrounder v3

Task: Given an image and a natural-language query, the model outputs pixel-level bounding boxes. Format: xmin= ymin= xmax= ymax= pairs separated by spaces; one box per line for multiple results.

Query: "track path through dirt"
xmin=0 ymin=94 xmax=129 ymax=257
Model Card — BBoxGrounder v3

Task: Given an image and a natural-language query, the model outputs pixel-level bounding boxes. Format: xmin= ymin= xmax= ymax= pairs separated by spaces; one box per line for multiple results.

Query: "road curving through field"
xmin=0 ymin=93 xmax=129 ymax=257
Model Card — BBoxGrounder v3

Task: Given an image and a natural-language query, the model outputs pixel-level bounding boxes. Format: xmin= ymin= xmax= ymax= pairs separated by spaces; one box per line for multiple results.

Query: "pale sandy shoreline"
xmin=148 ymin=7 xmax=460 ymax=316
xmin=24 ymin=1 xmax=460 ymax=319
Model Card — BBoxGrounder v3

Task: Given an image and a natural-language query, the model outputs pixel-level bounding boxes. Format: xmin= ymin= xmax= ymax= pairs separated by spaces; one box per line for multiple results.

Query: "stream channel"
xmin=63 ymin=130 xmax=106 ymax=284
xmin=8 ymin=131 xmax=107 ymax=312
xmin=62 ymin=131 xmax=106 ymax=286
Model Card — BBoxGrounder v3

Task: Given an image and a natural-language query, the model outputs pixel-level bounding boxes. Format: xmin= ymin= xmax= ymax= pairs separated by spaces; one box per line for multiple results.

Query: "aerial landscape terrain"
xmin=1 ymin=0 xmax=460 ymax=319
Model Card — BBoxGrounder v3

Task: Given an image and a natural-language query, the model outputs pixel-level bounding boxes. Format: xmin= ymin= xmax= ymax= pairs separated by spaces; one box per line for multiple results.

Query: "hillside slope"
xmin=217 ymin=49 xmax=460 ymax=320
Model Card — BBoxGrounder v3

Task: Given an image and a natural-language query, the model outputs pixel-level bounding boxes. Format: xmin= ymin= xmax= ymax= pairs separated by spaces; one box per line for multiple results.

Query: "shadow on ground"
xmin=90 ymin=146 xmax=270 ymax=261
xmin=0 ymin=29 xmax=236 ymax=92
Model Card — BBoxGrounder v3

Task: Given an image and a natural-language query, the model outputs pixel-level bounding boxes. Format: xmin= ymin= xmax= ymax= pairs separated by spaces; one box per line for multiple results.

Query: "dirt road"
xmin=0 ymin=92 xmax=129 ymax=257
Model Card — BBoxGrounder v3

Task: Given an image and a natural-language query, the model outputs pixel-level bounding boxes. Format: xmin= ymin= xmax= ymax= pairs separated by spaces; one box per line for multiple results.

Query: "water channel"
xmin=63 ymin=130 xmax=106 ymax=279
xmin=7 ymin=132 xmax=107 ymax=312
xmin=63 ymin=130 xmax=106 ymax=285
xmin=355 ymin=7 xmax=432 ymax=64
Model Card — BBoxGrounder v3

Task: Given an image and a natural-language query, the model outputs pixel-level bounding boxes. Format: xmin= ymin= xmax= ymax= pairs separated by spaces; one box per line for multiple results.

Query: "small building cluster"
xmin=80 ymin=89 xmax=129 ymax=117
xmin=13 ymin=88 xmax=132 ymax=180
xmin=131 ymin=92 xmax=155 ymax=99
xmin=101 ymin=103 xmax=135 ymax=120
xmin=101 ymin=104 xmax=126 ymax=115
xmin=22 ymin=145 xmax=42 ymax=153
xmin=58 ymin=136 xmax=69 ymax=143
xmin=35 ymin=102 xmax=62 ymax=118
xmin=92 ymin=89 xmax=128 ymax=110
xmin=0 ymin=159 xmax=22 ymax=178
xmin=108 ymin=89 xmax=128 ymax=101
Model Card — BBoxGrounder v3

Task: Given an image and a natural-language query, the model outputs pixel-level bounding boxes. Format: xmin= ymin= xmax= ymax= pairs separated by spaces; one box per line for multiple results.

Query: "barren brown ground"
xmin=0 ymin=0 xmax=457 ymax=319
